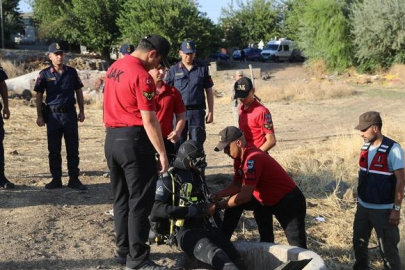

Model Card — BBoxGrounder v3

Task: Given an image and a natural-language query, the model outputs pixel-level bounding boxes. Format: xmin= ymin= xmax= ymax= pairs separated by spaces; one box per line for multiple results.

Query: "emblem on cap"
xmin=186 ymin=42 xmax=191 ymax=49
xmin=56 ymin=43 xmax=60 ymax=49
xmin=237 ymin=85 xmax=246 ymax=90
xmin=126 ymin=45 xmax=131 ymax=53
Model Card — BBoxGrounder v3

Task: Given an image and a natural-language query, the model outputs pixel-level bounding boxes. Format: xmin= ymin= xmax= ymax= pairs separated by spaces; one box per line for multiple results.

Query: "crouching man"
xmin=149 ymin=140 xmax=248 ymax=270
xmin=213 ymin=126 xmax=307 ymax=248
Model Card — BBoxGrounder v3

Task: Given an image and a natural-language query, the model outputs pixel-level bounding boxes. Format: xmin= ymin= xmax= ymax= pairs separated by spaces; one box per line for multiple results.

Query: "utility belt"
xmin=185 ymin=104 xmax=205 ymax=110
xmin=48 ymin=104 xmax=75 ymax=113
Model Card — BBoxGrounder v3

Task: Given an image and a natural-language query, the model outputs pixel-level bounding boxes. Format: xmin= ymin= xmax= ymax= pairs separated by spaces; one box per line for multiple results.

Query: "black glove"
xmin=187 ymin=203 xmax=209 ymax=218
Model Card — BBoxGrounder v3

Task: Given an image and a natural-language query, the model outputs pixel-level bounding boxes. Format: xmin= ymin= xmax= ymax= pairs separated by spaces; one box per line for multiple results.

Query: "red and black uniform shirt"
xmin=233 ymin=146 xmax=295 ymax=206
xmin=103 ymin=55 xmax=156 ymax=127
xmin=239 ymin=99 xmax=274 ymax=148
xmin=155 ymin=83 xmax=185 ymax=138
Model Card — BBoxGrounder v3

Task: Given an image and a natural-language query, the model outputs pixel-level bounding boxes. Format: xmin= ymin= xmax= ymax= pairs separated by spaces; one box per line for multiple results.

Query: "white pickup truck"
xmin=261 ymin=38 xmax=305 ymax=62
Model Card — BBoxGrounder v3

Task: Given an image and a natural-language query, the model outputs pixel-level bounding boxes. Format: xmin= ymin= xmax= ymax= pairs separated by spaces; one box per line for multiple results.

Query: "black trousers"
xmin=105 ymin=127 xmax=157 ymax=269
xmin=221 ymin=195 xmax=275 ymax=243
xmin=46 ymin=110 xmax=80 ymax=180
xmin=221 ymin=187 xmax=307 ymax=248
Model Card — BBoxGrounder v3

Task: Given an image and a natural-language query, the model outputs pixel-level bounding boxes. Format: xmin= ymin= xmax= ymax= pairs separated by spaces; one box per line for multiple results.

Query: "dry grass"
xmin=306 ymin=59 xmax=329 ymax=76
xmin=256 ymin=79 xmax=356 ymax=103
xmin=1 ymin=59 xmax=25 ymax=78
xmin=387 ymin=64 xmax=405 ymax=79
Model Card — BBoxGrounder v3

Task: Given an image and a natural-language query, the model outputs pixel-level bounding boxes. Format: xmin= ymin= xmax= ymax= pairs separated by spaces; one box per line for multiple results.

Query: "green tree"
xmin=33 ymin=0 xmax=122 ymax=62
xmin=350 ymin=0 xmax=405 ymax=71
xmin=118 ymin=0 xmax=221 ymax=60
xmin=71 ymin=0 xmax=122 ymax=61
xmin=219 ymin=0 xmax=279 ymax=48
xmin=279 ymin=0 xmax=306 ymax=42
xmin=1 ymin=0 xmax=24 ymax=47
xmin=298 ymin=0 xmax=353 ymax=71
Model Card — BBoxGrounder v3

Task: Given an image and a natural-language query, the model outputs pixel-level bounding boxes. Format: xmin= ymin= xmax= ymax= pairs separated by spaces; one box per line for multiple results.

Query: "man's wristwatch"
xmin=393 ymin=204 xmax=401 ymax=211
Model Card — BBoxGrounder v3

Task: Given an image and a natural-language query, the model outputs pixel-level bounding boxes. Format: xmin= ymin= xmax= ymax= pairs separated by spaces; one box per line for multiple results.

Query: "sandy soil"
xmin=1 ymin=59 xmax=405 ymax=270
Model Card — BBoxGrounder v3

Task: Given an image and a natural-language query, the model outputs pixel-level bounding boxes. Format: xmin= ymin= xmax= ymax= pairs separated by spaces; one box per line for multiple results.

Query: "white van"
xmin=261 ymin=38 xmax=304 ymax=62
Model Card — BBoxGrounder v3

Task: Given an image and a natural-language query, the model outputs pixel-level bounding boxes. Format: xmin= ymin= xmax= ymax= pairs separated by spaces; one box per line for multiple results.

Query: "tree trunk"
xmin=101 ymin=47 xmax=114 ymax=70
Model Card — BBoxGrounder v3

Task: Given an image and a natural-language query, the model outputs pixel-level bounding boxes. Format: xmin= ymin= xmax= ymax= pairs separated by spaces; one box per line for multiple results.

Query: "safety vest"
xmin=358 ymin=136 xmax=396 ymax=204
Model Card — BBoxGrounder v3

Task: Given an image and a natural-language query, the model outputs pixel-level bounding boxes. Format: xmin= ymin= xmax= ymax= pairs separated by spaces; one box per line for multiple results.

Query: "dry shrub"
xmin=387 ymin=64 xmax=405 ymax=79
xmin=306 ymin=59 xmax=328 ymax=77
xmin=0 ymin=59 xmax=25 ymax=78
xmin=257 ymin=79 xmax=356 ymax=103
xmin=273 ymin=129 xmax=361 ymax=197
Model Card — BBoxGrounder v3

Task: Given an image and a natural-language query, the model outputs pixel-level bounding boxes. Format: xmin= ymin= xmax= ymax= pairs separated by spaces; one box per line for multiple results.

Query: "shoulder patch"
xmin=264 ymin=123 xmax=273 ymax=130
xmin=143 ymin=91 xmax=155 ymax=101
xmin=246 ymin=159 xmax=256 ymax=177
xmin=265 ymin=113 xmax=272 ymax=123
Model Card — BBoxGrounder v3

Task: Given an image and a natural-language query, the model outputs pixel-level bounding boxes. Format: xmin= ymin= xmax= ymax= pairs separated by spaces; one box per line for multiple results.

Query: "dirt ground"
xmin=1 ymin=59 xmax=405 ymax=270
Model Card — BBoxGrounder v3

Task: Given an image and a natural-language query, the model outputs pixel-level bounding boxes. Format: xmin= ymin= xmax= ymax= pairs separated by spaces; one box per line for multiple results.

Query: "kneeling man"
xmin=213 ymin=126 xmax=307 ymax=248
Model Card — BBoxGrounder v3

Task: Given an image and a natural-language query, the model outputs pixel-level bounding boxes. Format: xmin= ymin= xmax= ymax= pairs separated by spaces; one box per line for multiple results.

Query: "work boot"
xmin=45 ymin=178 xmax=62 ymax=189
xmin=0 ymin=176 xmax=15 ymax=189
xmin=125 ymin=259 xmax=174 ymax=270
xmin=68 ymin=178 xmax=87 ymax=190
xmin=115 ymin=254 xmax=126 ymax=265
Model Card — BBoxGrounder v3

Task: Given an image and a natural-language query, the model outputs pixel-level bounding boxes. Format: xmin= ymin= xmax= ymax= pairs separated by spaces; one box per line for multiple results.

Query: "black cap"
xmin=120 ymin=44 xmax=135 ymax=55
xmin=48 ymin=42 xmax=64 ymax=54
xmin=234 ymin=77 xmax=254 ymax=99
xmin=214 ymin=126 xmax=243 ymax=152
xmin=145 ymin=34 xmax=171 ymax=68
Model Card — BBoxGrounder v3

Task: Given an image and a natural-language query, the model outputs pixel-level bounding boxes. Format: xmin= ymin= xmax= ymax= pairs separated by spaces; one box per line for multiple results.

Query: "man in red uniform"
xmin=103 ymin=35 xmax=174 ymax=270
xmin=235 ymin=77 xmax=276 ymax=152
xmin=213 ymin=126 xmax=307 ymax=248
xmin=149 ymin=65 xmax=185 ymax=160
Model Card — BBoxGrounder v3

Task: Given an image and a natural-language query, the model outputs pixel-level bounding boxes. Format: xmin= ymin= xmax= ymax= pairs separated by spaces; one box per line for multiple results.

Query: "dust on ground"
xmin=1 ymin=58 xmax=405 ymax=270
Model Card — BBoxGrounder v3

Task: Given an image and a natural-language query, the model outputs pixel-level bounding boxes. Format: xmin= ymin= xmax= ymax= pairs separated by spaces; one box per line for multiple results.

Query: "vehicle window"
xmin=264 ymin=44 xmax=279 ymax=50
xmin=284 ymin=45 xmax=290 ymax=51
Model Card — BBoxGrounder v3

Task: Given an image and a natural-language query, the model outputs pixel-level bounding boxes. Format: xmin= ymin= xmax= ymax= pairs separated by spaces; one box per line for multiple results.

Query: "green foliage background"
xmin=1 ymin=0 xmax=24 ymax=47
xmin=297 ymin=0 xmax=353 ymax=71
xmin=7 ymin=0 xmax=404 ymax=72
xmin=350 ymin=0 xmax=405 ymax=72
xmin=117 ymin=0 xmax=221 ymax=61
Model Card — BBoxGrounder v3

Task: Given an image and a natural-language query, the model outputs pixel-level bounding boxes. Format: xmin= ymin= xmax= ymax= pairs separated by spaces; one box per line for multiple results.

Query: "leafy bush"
xmin=350 ymin=0 xmax=405 ymax=72
xmin=298 ymin=0 xmax=353 ymax=72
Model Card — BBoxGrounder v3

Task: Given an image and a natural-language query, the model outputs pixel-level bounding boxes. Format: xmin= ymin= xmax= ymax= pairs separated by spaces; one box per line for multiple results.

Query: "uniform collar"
xmin=50 ymin=65 xmax=68 ymax=73
xmin=240 ymin=145 xmax=255 ymax=164
xmin=241 ymin=99 xmax=259 ymax=112
xmin=124 ymin=54 xmax=148 ymax=70
xmin=178 ymin=60 xmax=199 ymax=69
xmin=156 ymin=82 xmax=169 ymax=95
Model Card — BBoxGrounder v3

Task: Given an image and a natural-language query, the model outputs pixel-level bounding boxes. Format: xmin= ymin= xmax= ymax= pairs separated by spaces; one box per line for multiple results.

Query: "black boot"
xmin=68 ymin=178 xmax=87 ymax=190
xmin=0 ymin=172 xmax=15 ymax=189
xmin=45 ymin=178 xmax=62 ymax=189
